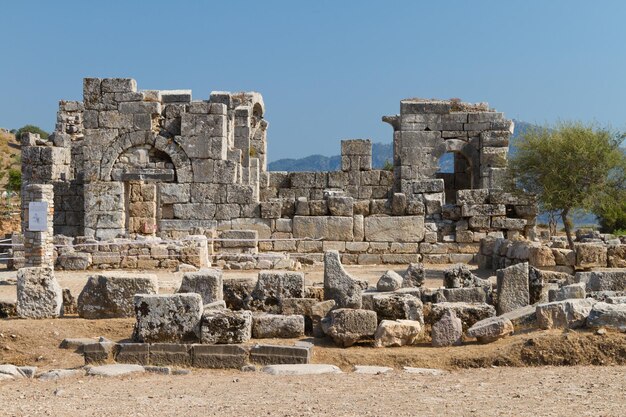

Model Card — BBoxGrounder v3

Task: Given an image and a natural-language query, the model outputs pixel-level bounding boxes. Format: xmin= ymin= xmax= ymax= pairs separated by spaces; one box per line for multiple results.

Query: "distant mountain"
xmin=268 ymin=120 xmax=532 ymax=172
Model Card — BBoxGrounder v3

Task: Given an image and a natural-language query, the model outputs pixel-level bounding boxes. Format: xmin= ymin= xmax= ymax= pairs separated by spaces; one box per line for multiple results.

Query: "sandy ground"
xmin=1 ymin=366 xmax=625 ymax=416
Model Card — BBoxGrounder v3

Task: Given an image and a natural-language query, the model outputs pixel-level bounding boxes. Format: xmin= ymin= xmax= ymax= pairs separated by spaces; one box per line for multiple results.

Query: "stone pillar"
xmin=21 ymin=184 xmax=54 ymax=268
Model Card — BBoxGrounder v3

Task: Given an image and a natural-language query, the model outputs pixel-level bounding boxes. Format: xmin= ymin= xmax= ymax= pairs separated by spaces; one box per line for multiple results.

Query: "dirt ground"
xmin=1 ymin=264 xmax=626 ymax=416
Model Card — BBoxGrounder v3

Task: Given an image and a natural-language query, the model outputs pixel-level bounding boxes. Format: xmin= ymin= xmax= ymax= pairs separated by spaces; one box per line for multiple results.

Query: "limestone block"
xmin=327 ymin=196 xmax=354 ymax=217
xmin=586 ymin=302 xmax=626 ymax=331
xmin=374 ymin=319 xmax=422 ymax=348
xmin=119 ymin=101 xmax=161 ymax=114
xmin=443 ymin=264 xmax=483 ymax=288
xmin=132 ymin=294 xmax=203 ymax=342
xmin=441 ymin=287 xmax=488 ymax=304
xmin=245 ymin=271 xmax=305 ymax=313
xmin=252 ymin=314 xmax=305 ymax=338
xmin=158 ymin=183 xmax=190 ymax=204
xmin=480 ymin=147 xmax=508 ymax=168
xmin=403 ymin=263 xmax=425 ymax=287
xmin=412 ymin=179 xmax=444 ymax=193
xmin=553 ymin=282 xmax=586 ymax=301
xmin=250 ymin=344 xmax=311 ymax=365
xmin=467 ymin=316 xmax=514 ymax=343
xmin=178 ymin=269 xmax=223 ymax=304
xmin=576 ymin=270 xmax=626 ymax=292
xmin=57 ymin=252 xmax=91 ymax=270
xmin=101 ymin=78 xmax=137 ymax=93
xmin=78 ymin=273 xmax=158 ymax=319
xmin=535 ymin=299 xmax=596 ymax=329
xmin=608 ymin=245 xmax=626 ymax=268
xmin=431 ymin=309 xmax=462 ymax=347
xmin=323 ymin=308 xmax=378 ymax=347
xmin=324 ymin=250 xmax=368 ymax=309
xmin=364 ymin=216 xmax=424 ymax=243
xmin=371 ymin=293 xmax=423 ymax=323
xmin=528 ymin=245 xmax=556 ymax=267
xmin=161 ymin=90 xmax=192 ymax=103
xmin=200 ymin=309 xmax=252 ymax=344
xmin=491 ymin=217 xmax=527 ymax=231
xmin=428 ymin=302 xmax=496 ymax=331
xmin=376 ymin=270 xmax=403 ymax=292
xmin=223 ymin=277 xmax=256 ymax=310
xmin=16 ymin=267 xmax=63 ymax=319
xmin=481 ymin=130 xmax=510 ymax=147
xmin=292 ymin=216 xmax=354 ymax=241
xmin=496 ymin=262 xmax=529 ymax=315
xmin=461 ymin=204 xmax=506 ymax=217
xmin=575 ymin=244 xmax=608 ymax=269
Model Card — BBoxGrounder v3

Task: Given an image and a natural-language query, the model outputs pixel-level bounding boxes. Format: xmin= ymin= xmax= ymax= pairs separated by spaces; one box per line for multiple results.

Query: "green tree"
xmin=593 ymin=156 xmax=626 ymax=233
xmin=14 ymin=125 xmax=49 ymax=141
xmin=6 ymin=168 xmax=21 ymax=193
xmin=506 ymin=121 xmax=626 ymax=249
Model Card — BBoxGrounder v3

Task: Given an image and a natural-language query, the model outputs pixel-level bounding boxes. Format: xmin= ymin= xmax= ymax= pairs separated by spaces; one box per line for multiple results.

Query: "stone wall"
xmin=17 ymin=78 xmax=538 ymax=267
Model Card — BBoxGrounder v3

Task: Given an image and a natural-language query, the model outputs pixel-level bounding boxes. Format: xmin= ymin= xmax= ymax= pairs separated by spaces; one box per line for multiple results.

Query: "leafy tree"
xmin=14 ymin=125 xmax=49 ymax=141
xmin=506 ymin=121 xmax=625 ymax=249
xmin=6 ymin=168 xmax=21 ymax=193
xmin=593 ymin=156 xmax=626 ymax=233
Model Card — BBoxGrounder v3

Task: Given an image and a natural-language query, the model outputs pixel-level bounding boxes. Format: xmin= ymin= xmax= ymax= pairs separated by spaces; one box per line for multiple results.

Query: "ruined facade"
xmin=20 ymin=78 xmax=537 ymax=266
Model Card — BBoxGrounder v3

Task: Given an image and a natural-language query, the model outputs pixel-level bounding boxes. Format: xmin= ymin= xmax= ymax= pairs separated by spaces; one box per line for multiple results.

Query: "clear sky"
xmin=1 ymin=0 xmax=624 ymax=160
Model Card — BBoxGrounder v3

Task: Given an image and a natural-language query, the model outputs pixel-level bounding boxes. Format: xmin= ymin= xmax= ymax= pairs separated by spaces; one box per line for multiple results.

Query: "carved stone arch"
xmin=99 ymin=132 xmax=193 ymax=182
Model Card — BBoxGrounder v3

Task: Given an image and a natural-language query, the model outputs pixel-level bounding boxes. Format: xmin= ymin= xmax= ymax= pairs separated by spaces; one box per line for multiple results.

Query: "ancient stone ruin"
xmin=13 ymin=77 xmax=537 ymax=270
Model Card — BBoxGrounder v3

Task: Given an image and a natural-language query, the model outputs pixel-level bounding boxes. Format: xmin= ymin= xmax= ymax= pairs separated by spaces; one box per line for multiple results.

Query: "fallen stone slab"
xmin=374 ymin=319 xmax=422 ymax=348
xmin=586 ymin=302 xmax=626 ymax=331
xmin=144 ymin=366 xmax=171 ymax=375
xmin=132 ymin=293 xmax=203 ymax=343
xmin=245 ymin=271 xmax=305 ymax=313
xmin=252 ymin=314 xmax=305 ymax=339
xmin=324 ymin=250 xmax=368 ymax=309
xmin=536 ymin=299 xmax=597 ymax=329
xmin=323 ymin=308 xmax=378 ymax=347
xmin=402 ymin=263 xmax=425 ymax=288
xmin=467 ymin=316 xmax=514 ymax=343
xmin=38 ymin=369 xmax=83 ymax=381
xmin=17 ymin=267 xmax=63 ymax=318
xmin=59 ymin=338 xmax=99 ymax=352
xmin=261 ymin=364 xmax=342 ymax=375
xmin=371 ymin=293 xmax=424 ymax=323
xmin=200 ymin=309 xmax=252 ymax=344
xmin=78 ymin=272 xmax=158 ymax=319
xmin=500 ymin=305 xmax=536 ymax=328
xmin=496 ymin=262 xmax=529 ymax=315
xmin=0 ymin=364 xmax=24 ymax=378
xmin=431 ymin=309 xmax=462 ymax=347
xmin=377 ymin=270 xmax=403 ymax=292
xmin=353 ymin=365 xmax=393 ymax=374
xmin=551 ymin=282 xmax=586 ymax=302
xmin=18 ymin=366 xmax=37 ymax=378
xmin=178 ymin=269 xmax=223 ymax=304
xmin=87 ymin=364 xmax=145 ymax=377
xmin=402 ymin=367 xmax=447 ymax=375
xmin=428 ymin=302 xmax=496 ymax=331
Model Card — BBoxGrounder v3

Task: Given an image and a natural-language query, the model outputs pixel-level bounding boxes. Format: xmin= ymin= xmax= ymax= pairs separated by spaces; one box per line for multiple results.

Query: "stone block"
xmin=586 ymin=302 xmax=626 ymax=331
xmin=150 ymin=343 xmax=192 ymax=366
xmin=78 ymin=273 xmax=158 ymax=319
xmin=575 ymin=244 xmax=608 ymax=269
xmin=249 ymin=344 xmax=311 ymax=365
xmin=428 ymin=302 xmax=496 ymax=331
xmin=57 ymin=252 xmax=91 ymax=270
xmin=461 ymin=204 xmax=506 ymax=217
xmin=324 ymin=250 xmax=368 ymax=309
xmin=364 ymin=216 xmax=424 ymax=243
xmin=223 ymin=277 xmax=256 ymax=310
xmin=576 ymin=270 xmax=626 ymax=292
xmin=496 ymin=262 xmax=529 ymax=315
xmin=442 ymin=287 xmax=488 ymax=303
xmin=16 ymin=267 xmax=62 ymax=318
xmin=252 ymin=314 xmax=305 ymax=338
xmin=535 ymin=299 xmax=597 ymax=329
xmin=374 ymin=319 xmax=422 ymax=348
xmin=200 ymin=309 xmax=252 ymax=344
xmin=412 ymin=179 xmax=444 ymax=193
xmin=178 ymin=269 xmax=223 ymax=304
xmin=323 ymin=308 xmax=378 ymax=347
xmin=191 ymin=344 xmax=249 ymax=369
xmin=115 ymin=343 xmax=150 ymax=365
xmin=245 ymin=271 xmax=305 ymax=313
xmin=132 ymin=294 xmax=203 ymax=343
xmin=327 ymin=195 xmax=354 ymax=216
xmin=467 ymin=316 xmax=514 ymax=343
xmin=292 ymin=216 xmax=354 ymax=241
xmin=376 ymin=270 xmax=403 ymax=292
xmin=552 ymin=282 xmax=586 ymax=301
xmin=371 ymin=293 xmax=423 ymax=323
xmin=403 ymin=263 xmax=425 ymax=287
xmin=431 ymin=309 xmax=462 ymax=347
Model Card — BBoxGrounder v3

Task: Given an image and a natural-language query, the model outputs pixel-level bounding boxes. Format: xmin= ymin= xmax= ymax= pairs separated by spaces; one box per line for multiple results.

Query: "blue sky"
xmin=1 ymin=1 xmax=624 ymax=160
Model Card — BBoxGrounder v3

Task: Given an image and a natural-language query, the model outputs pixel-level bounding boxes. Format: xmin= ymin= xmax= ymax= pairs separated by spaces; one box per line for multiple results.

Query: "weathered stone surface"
xmin=87 ymin=364 xmax=145 ymax=377
xmin=261 ymin=364 xmax=342 ymax=375
xmin=500 ymin=305 xmax=536 ymax=328
xmin=576 ymin=270 xmax=626 ymax=292
xmin=292 ymin=216 xmax=354 ymax=241
xmin=245 ymin=271 xmax=305 ymax=313
xmin=552 ymin=282 xmax=586 ymax=301
xmin=324 ymin=250 xmax=368 ymax=309
xmin=149 ymin=343 xmax=191 ymax=366
xmin=575 ymin=244 xmax=608 ymax=269
xmin=132 ymin=294 xmax=203 ymax=342
xmin=431 ymin=309 xmax=462 ymax=347
xmin=0 ymin=364 xmax=25 ymax=379
xmin=38 ymin=369 xmax=83 ymax=381
xmin=586 ymin=302 xmax=626 ymax=331
xmin=443 ymin=264 xmax=487 ymax=288
xmin=327 ymin=196 xmax=354 ymax=217
xmin=252 ymin=314 xmax=305 ymax=338
xmin=377 ymin=270 xmax=403 ymax=292
xmin=496 ymin=262 xmax=529 ymax=315
xmin=16 ymin=267 xmax=62 ymax=318
xmin=323 ymin=308 xmax=378 ymax=347
xmin=374 ymin=319 xmax=422 ymax=347
xmin=57 ymin=252 xmax=91 ymax=270
xmin=191 ymin=344 xmax=249 ymax=369
xmin=223 ymin=277 xmax=256 ymax=310
xmin=403 ymin=263 xmax=425 ymax=287
xmin=467 ymin=316 xmax=514 ymax=343
xmin=200 ymin=309 xmax=252 ymax=344
xmin=441 ymin=287 xmax=488 ymax=304
xmin=371 ymin=293 xmax=424 ymax=323
xmin=429 ymin=302 xmax=496 ymax=331
xmin=363 ymin=216 xmax=424 ymax=243
xmin=178 ymin=269 xmax=223 ymax=304
xmin=0 ymin=299 xmax=17 ymax=318
xmin=78 ymin=273 xmax=158 ymax=319
xmin=535 ymin=299 xmax=597 ymax=329
xmin=250 ymin=344 xmax=311 ymax=365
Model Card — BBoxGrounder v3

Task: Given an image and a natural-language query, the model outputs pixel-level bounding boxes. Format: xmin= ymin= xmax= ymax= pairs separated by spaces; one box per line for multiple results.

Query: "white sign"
xmin=28 ymin=201 xmax=49 ymax=232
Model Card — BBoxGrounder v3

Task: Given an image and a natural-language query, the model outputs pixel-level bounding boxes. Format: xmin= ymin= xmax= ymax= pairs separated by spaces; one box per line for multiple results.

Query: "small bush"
xmin=14 ymin=125 xmax=49 ymax=141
